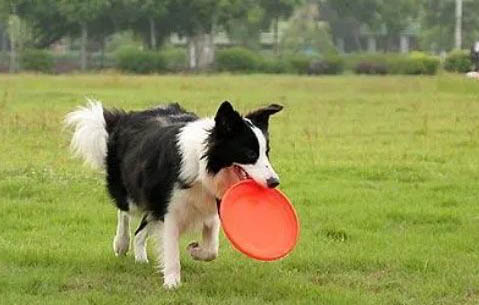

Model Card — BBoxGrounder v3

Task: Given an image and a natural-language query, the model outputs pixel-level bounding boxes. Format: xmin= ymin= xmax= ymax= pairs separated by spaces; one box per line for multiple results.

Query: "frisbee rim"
xmin=219 ymin=179 xmax=300 ymax=261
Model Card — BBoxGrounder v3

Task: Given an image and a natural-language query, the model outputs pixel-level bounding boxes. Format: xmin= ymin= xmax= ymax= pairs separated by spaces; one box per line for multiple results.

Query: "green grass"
xmin=1 ymin=73 xmax=479 ymax=305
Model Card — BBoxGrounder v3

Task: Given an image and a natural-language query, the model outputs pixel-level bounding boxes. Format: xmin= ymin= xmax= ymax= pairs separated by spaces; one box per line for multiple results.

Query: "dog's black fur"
xmin=104 ymin=104 xmax=197 ymax=219
xmin=102 ymin=102 xmax=282 ymax=221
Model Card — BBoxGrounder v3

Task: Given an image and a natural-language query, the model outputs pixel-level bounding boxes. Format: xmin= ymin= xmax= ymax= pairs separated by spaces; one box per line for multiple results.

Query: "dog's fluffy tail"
xmin=65 ymin=99 xmax=109 ymax=169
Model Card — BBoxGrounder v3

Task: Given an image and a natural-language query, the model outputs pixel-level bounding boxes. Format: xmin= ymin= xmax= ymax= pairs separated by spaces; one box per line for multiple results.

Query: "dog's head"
xmin=205 ymin=101 xmax=283 ymax=196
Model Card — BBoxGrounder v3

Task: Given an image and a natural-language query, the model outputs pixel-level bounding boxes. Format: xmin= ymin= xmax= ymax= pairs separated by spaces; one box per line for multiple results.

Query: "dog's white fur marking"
xmin=239 ymin=126 xmax=279 ymax=187
xmin=65 ymin=99 xmax=108 ymax=169
xmin=177 ymin=118 xmax=215 ymax=185
xmin=134 ymin=222 xmax=150 ymax=263
xmin=113 ymin=210 xmax=130 ymax=256
xmin=177 ymin=118 xmax=241 ymax=199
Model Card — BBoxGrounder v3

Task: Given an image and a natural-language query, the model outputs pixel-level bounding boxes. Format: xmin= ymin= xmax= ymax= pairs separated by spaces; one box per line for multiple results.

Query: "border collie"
xmin=65 ymin=100 xmax=283 ymax=289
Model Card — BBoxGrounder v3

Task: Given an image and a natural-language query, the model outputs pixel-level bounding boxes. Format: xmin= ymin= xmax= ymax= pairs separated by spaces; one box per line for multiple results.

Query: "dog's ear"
xmin=215 ymin=101 xmax=243 ymax=136
xmin=246 ymin=104 xmax=283 ymax=131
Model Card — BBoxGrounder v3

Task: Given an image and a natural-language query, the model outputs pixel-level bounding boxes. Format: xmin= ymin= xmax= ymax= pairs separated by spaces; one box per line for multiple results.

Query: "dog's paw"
xmin=134 ymin=246 xmax=149 ymax=263
xmin=113 ymin=234 xmax=130 ymax=256
xmin=187 ymin=241 xmax=217 ymax=262
xmin=163 ymin=273 xmax=181 ymax=290
xmin=134 ymin=253 xmax=149 ymax=263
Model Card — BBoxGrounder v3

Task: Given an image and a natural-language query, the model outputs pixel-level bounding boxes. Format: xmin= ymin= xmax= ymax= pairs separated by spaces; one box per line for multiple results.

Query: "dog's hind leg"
xmin=113 ymin=210 xmax=130 ymax=256
xmin=134 ymin=214 xmax=149 ymax=263
xmin=187 ymin=215 xmax=220 ymax=262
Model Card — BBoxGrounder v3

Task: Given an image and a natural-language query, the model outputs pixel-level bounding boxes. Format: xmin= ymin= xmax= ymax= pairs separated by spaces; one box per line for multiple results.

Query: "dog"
xmin=65 ymin=100 xmax=283 ymax=289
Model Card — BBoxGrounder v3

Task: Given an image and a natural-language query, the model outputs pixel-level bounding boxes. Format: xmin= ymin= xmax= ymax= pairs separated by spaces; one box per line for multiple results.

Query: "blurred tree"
xmin=166 ymin=0 xmax=259 ymax=69
xmin=0 ymin=0 xmax=7 ymax=20
xmin=0 ymin=24 xmax=7 ymax=52
xmin=58 ymin=0 xmax=110 ymax=70
xmin=420 ymin=0 xmax=479 ymax=52
xmin=460 ymin=0 xmax=479 ymax=49
xmin=0 ymin=0 xmax=26 ymax=72
xmin=223 ymin=1 xmax=267 ymax=49
xmin=323 ymin=0 xmax=419 ymax=52
xmin=6 ymin=14 xmax=20 ymax=72
xmin=259 ymin=0 xmax=303 ymax=54
xmin=0 ymin=2 xmax=7 ymax=51
xmin=115 ymin=0 xmax=169 ymax=49
xmin=322 ymin=0 xmax=381 ymax=51
xmin=325 ymin=0 xmax=381 ymax=29
xmin=16 ymin=0 xmax=74 ymax=48
xmin=281 ymin=2 xmax=335 ymax=55
xmin=377 ymin=0 xmax=418 ymax=51
xmin=166 ymin=0 xmax=216 ymax=69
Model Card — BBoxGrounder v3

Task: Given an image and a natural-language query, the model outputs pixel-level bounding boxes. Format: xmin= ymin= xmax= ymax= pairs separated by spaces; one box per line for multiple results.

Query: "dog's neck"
xmin=177 ymin=118 xmax=217 ymax=194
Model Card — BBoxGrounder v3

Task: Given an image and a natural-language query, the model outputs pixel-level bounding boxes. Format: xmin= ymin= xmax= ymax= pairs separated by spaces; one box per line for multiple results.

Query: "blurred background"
xmin=0 ymin=0 xmax=477 ymax=75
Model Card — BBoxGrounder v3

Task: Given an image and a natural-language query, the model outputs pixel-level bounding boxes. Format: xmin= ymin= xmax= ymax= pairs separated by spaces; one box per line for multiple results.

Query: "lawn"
xmin=1 ymin=73 xmax=479 ymax=305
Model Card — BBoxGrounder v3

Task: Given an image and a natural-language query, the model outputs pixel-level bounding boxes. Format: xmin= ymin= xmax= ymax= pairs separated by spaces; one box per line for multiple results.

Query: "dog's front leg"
xmin=162 ymin=214 xmax=181 ymax=289
xmin=113 ymin=210 xmax=130 ymax=256
xmin=187 ymin=215 xmax=219 ymax=261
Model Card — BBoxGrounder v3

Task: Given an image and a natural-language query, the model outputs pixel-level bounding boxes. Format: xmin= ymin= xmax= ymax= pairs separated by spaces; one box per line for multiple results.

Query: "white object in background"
xmin=466 ymin=71 xmax=479 ymax=79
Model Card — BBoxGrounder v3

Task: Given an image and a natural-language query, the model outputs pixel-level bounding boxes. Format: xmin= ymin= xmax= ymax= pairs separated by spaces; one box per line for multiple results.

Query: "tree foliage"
xmin=325 ymin=0 xmax=381 ymax=29
xmin=420 ymin=0 xmax=479 ymax=51
xmin=16 ymin=0 xmax=74 ymax=48
xmin=259 ymin=0 xmax=303 ymax=23
xmin=281 ymin=3 xmax=335 ymax=56
xmin=1 ymin=0 xmax=478 ymax=54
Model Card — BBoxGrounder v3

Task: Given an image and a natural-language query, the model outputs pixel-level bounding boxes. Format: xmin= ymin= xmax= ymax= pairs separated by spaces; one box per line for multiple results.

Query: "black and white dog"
xmin=65 ymin=100 xmax=282 ymax=289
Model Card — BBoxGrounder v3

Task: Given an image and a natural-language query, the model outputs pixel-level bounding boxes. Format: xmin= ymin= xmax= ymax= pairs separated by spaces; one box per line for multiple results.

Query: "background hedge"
xmin=444 ymin=50 xmax=472 ymax=73
xmin=4 ymin=47 xmax=473 ymax=75
xmin=20 ymin=49 xmax=54 ymax=73
xmin=115 ymin=47 xmax=167 ymax=73
xmin=348 ymin=53 xmax=440 ymax=75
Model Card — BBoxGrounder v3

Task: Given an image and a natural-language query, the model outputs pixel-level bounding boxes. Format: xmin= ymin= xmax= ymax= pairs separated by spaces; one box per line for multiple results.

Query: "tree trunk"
xmin=400 ymin=35 xmax=409 ymax=53
xmin=80 ymin=22 xmax=88 ymax=71
xmin=336 ymin=37 xmax=345 ymax=53
xmin=8 ymin=22 xmax=16 ymax=73
xmin=273 ymin=15 xmax=279 ymax=55
xmin=1 ymin=26 xmax=7 ymax=52
xmin=149 ymin=17 xmax=157 ymax=50
xmin=367 ymin=36 xmax=376 ymax=53
xmin=100 ymin=36 xmax=106 ymax=69
xmin=188 ymin=36 xmax=197 ymax=70
xmin=353 ymin=32 xmax=362 ymax=52
xmin=455 ymin=0 xmax=462 ymax=49
xmin=200 ymin=33 xmax=215 ymax=69
xmin=188 ymin=32 xmax=215 ymax=71
xmin=385 ymin=36 xmax=393 ymax=52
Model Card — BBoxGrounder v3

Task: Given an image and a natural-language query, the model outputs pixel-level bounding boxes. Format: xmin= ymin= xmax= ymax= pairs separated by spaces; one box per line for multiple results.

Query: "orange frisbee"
xmin=219 ymin=180 xmax=299 ymax=261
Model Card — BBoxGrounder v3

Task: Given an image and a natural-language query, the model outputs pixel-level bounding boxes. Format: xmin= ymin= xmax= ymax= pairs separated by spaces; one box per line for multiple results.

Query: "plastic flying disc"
xmin=219 ymin=180 xmax=299 ymax=261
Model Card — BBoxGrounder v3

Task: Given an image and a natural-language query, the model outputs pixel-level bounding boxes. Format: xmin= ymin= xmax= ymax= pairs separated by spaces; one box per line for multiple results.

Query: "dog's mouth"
xmin=233 ymin=165 xmax=250 ymax=181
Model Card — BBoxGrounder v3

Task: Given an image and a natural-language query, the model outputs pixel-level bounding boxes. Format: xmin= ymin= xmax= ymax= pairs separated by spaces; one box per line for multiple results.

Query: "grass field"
xmin=1 ymin=73 xmax=479 ymax=305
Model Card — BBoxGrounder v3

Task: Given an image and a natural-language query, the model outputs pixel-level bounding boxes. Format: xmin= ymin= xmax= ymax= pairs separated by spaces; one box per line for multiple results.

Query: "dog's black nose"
xmin=266 ymin=177 xmax=280 ymax=188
